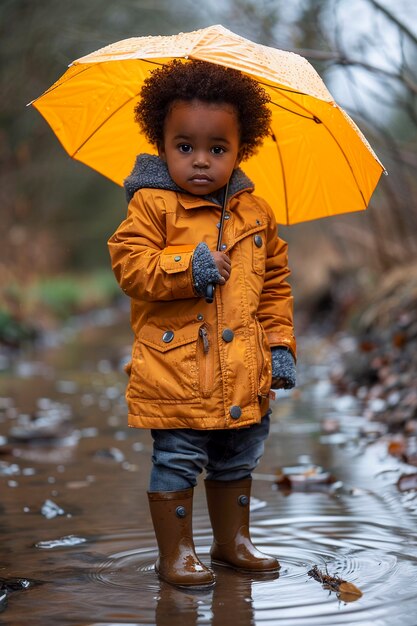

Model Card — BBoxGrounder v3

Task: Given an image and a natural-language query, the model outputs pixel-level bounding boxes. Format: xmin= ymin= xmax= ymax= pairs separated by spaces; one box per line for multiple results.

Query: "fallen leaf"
xmin=338 ymin=581 xmax=363 ymax=602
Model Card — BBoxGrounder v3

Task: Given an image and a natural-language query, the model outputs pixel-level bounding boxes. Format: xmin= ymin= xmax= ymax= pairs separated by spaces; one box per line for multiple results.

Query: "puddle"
xmin=0 ymin=323 xmax=417 ymax=624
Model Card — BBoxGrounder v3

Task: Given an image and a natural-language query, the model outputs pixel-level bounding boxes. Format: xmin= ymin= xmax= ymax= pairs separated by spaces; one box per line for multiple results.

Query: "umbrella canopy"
xmin=30 ymin=24 xmax=385 ymax=225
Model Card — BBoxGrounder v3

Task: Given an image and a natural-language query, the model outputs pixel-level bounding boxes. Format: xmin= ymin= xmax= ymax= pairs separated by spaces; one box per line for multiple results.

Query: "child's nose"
xmin=193 ymin=152 xmax=209 ymax=168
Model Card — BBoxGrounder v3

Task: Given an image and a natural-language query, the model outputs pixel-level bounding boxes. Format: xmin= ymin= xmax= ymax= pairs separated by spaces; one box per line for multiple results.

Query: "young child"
xmin=108 ymin=60 xmax=296 ymax=589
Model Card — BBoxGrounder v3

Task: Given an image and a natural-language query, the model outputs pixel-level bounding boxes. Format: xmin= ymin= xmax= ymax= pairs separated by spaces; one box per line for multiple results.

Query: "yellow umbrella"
xmin=30 ymin=24 xmax=385 ymax=225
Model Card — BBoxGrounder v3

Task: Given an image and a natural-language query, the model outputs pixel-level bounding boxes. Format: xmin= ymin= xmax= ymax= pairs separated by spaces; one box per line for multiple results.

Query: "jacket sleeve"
xmin=257 ymin=202 xmax=296 ymax=359
xmin=108 ymin=190 xmax=197 ymax=301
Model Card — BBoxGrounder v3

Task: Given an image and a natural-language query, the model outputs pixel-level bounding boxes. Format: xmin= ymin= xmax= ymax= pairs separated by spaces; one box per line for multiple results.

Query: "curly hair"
xmin=134 ymin=59 xmax=271 ymax=161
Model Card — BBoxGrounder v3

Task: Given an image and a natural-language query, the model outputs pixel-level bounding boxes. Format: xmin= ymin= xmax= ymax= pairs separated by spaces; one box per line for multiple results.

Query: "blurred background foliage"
xmin=1 ymin=0 xmax=416 ymax=337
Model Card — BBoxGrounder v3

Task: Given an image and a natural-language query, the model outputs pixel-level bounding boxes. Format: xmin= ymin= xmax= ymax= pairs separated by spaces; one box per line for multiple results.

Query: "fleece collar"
xmin=124 ymin=153 xmax=254 ymax=204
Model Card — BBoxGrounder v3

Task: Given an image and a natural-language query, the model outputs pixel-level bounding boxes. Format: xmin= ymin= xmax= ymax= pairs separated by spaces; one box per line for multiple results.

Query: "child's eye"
xmin=211 ymin=146 xmax=226 ymax=155
xmin=178 ymin=144 xmax=193 ymax=153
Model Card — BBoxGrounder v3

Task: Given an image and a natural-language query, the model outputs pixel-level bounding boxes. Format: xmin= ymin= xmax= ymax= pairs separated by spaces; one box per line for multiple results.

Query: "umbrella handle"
xmin=205 ymin=283 xmax=215 ymax=303
xmin=204 ymin=180 xmax=229 ymax=306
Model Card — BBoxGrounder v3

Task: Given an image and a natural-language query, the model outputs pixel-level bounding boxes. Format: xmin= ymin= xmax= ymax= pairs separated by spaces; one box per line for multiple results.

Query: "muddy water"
xmin=1 ymin=320 xmax=417 ymax=625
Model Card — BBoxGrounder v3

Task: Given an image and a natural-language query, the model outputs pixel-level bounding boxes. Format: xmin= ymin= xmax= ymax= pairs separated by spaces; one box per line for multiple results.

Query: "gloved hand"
xmin=192 ymin=242 xmax=225 ymax=295
xmin=271 ymin=347 xmax=296 ymax=389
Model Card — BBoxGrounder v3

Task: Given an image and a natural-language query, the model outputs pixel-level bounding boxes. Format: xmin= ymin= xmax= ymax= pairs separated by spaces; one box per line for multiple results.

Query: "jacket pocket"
xmin=159 ymin=246 xmax=194 ymax=274
xmin=254 ymin=317 xmax=272 ymax=396
xmin=130 ymin=320 xmax=201 ymax=403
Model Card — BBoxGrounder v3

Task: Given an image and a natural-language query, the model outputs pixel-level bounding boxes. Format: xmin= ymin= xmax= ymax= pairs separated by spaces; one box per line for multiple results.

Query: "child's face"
xmin=158 ymin=99 xmax=242 ymax=196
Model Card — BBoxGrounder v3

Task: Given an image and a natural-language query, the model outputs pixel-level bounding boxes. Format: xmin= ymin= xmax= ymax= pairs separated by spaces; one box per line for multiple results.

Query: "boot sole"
xmin=211 ymin=558 xmax=281 ymax=573
xmin=156 ymin=568 xmax=216 ymax=589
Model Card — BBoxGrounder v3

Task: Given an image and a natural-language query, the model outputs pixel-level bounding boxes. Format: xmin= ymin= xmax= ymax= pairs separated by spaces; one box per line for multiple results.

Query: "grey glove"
xmin=192 ymin=242 xmax=222 ymax=296
xmin=271 ymin=347 xmax=296 ymax=389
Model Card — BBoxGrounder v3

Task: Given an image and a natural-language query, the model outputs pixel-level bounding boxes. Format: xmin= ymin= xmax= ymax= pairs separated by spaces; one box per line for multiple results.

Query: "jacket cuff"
xmin=192 ymin=242 xmax=222 ymax=296
xmin=267 ymin=332 xmax=296 ymax=361
xmin=271 ymin=347 xmax=296 ymax=389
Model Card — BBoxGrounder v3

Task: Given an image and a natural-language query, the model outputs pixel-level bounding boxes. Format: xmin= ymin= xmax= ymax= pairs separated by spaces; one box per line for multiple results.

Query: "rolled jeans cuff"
xmin=148 ymin=411 xmax=271 ymax=492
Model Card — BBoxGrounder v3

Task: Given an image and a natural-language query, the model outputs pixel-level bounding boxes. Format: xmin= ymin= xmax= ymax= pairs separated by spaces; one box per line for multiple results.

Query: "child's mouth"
xmin=190 ymin=174 xmax=212 ymax=184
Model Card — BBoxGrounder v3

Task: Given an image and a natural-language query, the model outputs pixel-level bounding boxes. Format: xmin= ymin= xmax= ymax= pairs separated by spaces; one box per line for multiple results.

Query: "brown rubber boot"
xmin=205 ymin=478 xmax=280 ymax=572
xmin=148 ymin=488 xmax=215 ymax=588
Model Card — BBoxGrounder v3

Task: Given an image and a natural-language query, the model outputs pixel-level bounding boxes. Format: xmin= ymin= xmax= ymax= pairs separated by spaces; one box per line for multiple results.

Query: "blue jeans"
xmin=149 ymin=410 xmax=271 ymax=492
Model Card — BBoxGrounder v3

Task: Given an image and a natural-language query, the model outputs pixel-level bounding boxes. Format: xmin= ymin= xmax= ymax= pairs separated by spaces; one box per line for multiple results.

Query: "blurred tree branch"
xmin=288 ymin=0 xmax=417 ymax=271
xmin=368 ymin=0 xmax=417 ymax=46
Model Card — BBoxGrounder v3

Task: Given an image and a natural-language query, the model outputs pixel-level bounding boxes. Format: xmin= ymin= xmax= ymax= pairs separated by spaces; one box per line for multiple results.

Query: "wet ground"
xmin=1 ymin=313 xmax=417 ymax=625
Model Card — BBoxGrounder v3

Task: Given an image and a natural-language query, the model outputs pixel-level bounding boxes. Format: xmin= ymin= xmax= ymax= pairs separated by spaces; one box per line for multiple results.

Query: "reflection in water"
xmin=0 ymin=324 xmax=417 ymax=624
xmin=155 ymin=567 xmax=275 ymax=626
xmin=155 ymin=583 xmax=203 ymax=626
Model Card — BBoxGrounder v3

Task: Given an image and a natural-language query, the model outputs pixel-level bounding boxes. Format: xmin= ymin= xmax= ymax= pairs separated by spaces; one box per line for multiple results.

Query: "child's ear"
xmin=157 ymin=141 xmax=166 ymax=161
xmin=234 ymin=147 xmax=244 ymax=169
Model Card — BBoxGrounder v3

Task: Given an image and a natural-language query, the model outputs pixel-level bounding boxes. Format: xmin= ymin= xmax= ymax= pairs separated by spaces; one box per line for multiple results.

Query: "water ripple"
xmin=88 ymin=512 xmax=417 ymax=626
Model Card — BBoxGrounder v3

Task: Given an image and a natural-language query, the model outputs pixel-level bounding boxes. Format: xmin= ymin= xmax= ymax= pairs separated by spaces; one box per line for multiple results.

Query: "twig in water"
xmin=307 ymin=565 xmax=363 ymax=602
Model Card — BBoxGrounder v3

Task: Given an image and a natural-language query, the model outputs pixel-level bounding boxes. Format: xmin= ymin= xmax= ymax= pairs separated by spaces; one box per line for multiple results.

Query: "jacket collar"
xmin=124 ymin=153 xmax=254 ymax=204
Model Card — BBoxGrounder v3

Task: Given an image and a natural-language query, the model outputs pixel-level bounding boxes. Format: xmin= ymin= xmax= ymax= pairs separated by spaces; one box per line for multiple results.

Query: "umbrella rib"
xmin=257 ymin=80 xmax=311 ymax=98
xmin=60 ymin=60 xmax=171 ymax=157
xmin=321 ymin=125 xmax=367 ymax=208
xmin=70 ymin=91 xmax=142 ymax=158
xmin=271 ymin=132 xmax=289 ymax=226
xmin=70 ymin=57 xmax=219 ymax=158
xmin=30 ymin=65 xmax=92 ymax=103
xmin=32 ymin=58 xmax=166 ymax=105
xmin=268 ymin=85 xmax=323 ymax=121
xmin=269 ymin=101 xmax=317 ymax=120
xmin=268 ymin=86 xmax=368 ymax=208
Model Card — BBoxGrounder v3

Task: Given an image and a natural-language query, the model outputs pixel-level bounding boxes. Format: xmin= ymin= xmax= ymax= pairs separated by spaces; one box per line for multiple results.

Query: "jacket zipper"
xmin=198 ymin=325 xmax=213 ymax=397
xmin=199 ymin=326 xmax=209 ymax=354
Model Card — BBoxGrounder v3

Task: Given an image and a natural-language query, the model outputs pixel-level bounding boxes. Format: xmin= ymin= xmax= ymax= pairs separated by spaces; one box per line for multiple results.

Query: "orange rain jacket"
xmin=108 ymin=156 xmax=296 ymax=430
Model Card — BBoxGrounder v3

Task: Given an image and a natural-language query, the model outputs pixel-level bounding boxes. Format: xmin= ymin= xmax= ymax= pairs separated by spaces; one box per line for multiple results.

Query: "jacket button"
xmin=221 ymin=243 xmax=227 ymax=250
xmin=229 ymin=405 xmax=242 ymax=419
xmin=222 ymin=328 xmax=234 ymax=342
xmin=174 ymin=255 xmax=181 ymax=261
xmin=254 ymin=234 xmax=263 ymax=248
xmin=162 ymin=330 xmax=174 ymax=343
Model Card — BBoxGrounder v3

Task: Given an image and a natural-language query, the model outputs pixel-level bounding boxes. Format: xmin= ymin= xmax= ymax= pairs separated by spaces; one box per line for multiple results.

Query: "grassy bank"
xmin=0 ymin=269 xmax=122 ymax=347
